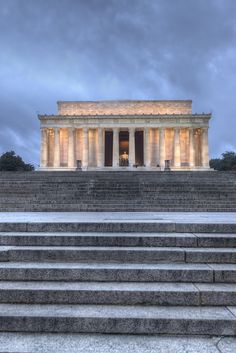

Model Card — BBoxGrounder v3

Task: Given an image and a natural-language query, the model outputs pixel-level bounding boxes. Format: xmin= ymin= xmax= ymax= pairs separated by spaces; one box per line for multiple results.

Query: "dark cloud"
xmin=0 ymin=0 xmax=236 ymax=165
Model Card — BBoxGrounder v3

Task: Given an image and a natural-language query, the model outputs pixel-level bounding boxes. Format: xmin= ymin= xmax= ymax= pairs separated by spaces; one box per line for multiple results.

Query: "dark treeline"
xmin=0 ymin=151 xmax=34 ymax=171
xmin=210 ymin=151 xmax=236 ymax=171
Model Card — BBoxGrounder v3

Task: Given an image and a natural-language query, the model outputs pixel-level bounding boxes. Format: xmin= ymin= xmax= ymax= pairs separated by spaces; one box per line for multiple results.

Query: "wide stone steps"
xmin=0 ymin=221 xmax=235 ymax=233
xmin=1 ymin=207 xmax=235 ymax=213
xmin=0 ymin=281 xmax=235 ymax=306
xmin=0 ymin=261 xmax=235 ymax=282
xmin=1 ymin=245 xmax=236 ymax=263
xmin=1 ymin=194 xmax=236 ymax=201
xmin=0 ymin=215 xmax=236 ymax=336
xmin=0 ymin=171 xmax=235 ymax=211
xmin=0 ymin=303 xmax=235 ymax=335
xmin=0 ymin=232 xmax=235 ymax=247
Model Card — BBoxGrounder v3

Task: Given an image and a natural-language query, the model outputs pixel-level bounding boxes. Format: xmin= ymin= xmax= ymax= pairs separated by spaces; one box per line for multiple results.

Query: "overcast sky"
xmin=0 ymin=0 xmax=236 ymax=166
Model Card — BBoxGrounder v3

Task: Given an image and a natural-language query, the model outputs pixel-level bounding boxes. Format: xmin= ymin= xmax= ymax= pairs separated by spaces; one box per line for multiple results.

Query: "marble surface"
xmin=0 ymin=332 xmax=234 ymax=353
xmin=0 ymin=212 xmax=236 ymax=223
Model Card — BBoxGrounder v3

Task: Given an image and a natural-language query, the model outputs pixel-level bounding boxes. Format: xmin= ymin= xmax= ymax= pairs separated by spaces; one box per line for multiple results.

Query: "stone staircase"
xmin=0 ymin=171 xmax=236 ymax=211
xmin=0 ymin=218 xmax=236 ymax=335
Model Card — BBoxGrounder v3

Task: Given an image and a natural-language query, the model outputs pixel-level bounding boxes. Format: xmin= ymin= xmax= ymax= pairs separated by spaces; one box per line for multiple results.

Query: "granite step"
xmin=0 ymin=171 xmax=235 ymax=212
xmin=0 ymin=232 xmax=235 ymax=247
xmin=0 ymin=303 xmax=235 ymax=335
xmin=0 ymin=281 xmax=236 ymax=306
xmin=1 ymin=246 xmax=236 ymax=263
xmin=0 ymin=246 xmax=186 ymax=263
xmin=0 ymin=221 xmax=235 ymax=233
xmin=1 ymin=206 xmax=236 ymax=212
xmin=0 ymin=262 xmax=215 ymax=282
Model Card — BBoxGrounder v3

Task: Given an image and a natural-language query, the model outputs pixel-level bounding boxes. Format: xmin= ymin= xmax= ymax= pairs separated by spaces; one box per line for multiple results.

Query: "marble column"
xmin=159 ymin=128 xmax=166 ymax=169
xmin=129 ymin=127 xmax=135 ymax=167
xmin=189 ymin=128 xmax=195 ymax=168
xmin=97 ymin=128 xmax=104 ymax=168
xmin=201 ymin=127 xmax=209 ymax=168
xmin=112 ymin=128 xmax=119 ymax=167
xmin=53 ymin=128 xmax=60 ymax=168
xmin=144 ymin=128 xmax=151 ymax=167
xmin=174 ymin=127 xmax=181 ymax=168
xmin=68 ymin=128 xmax=75 ymax=168
xmin=82 ymin=128 xmax=89 ymax=168
xmin=40 ymin=128 xmax=48 ymax=168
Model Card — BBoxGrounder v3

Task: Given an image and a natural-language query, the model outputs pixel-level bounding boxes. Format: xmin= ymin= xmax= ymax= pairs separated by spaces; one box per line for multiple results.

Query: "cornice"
xmin=38 ymin=113 xmax=211 ymax=121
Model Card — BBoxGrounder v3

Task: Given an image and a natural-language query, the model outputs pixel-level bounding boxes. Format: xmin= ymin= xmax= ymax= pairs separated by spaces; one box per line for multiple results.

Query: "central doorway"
xmin=119 ymin=131 xmax=129 ymax=166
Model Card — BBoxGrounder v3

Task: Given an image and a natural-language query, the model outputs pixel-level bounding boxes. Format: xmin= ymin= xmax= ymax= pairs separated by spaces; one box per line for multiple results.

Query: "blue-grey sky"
xmin=0 ymin=0 xmax=236 ymax=167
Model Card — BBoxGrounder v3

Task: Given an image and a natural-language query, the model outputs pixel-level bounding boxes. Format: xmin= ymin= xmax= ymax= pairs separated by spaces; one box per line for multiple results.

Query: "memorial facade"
xmin=38 ymin=100 xmax=211 ymax=171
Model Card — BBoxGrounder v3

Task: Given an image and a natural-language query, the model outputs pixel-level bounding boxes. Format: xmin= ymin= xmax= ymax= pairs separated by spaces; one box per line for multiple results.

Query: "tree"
xmin=0 ymin=151 xmax=34 ymax=171
xmin=210 ymin=151 xmax=236 ymax=171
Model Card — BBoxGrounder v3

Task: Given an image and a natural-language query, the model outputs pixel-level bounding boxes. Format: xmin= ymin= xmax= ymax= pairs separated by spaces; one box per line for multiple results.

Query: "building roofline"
xmin=57 ymin=99 xmax=193 ymax=104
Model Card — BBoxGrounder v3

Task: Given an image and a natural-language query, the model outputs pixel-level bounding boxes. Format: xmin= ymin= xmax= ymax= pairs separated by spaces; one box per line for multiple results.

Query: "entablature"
xmin=39 ymin=114 xmax=211 ymax=129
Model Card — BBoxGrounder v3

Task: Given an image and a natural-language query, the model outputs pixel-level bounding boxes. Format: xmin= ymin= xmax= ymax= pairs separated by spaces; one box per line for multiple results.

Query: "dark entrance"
xmin=104 ymin=131 xmax=113 ymax=166
xmin=135 ymin=131 xmax=144 ymax=166
xmin=119 ymin=131 xmax=129 ymax=166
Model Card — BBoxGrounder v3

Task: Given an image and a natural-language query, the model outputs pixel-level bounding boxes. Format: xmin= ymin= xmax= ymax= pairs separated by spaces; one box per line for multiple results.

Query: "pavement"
xmin=0 ymin=333 xmax=235 ymax=353
xmin=0 ymin=212 xmax=236 ymax=223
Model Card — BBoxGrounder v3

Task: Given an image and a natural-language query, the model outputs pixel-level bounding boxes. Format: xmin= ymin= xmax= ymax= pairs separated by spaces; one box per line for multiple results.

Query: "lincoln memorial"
xmin=39 ymin=100 xmax=211 ymax=171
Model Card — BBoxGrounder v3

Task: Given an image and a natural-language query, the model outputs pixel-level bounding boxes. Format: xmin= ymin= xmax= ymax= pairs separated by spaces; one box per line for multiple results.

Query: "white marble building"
xmin=38 ymin=100 xmax=211 ymax=171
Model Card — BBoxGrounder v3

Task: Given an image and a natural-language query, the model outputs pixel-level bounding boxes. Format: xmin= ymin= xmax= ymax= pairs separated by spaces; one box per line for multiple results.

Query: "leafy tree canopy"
xmin=0 ymin=151 xmax=34 ymax=171
xmin=210 ymin=151 xmax=236 ymax=171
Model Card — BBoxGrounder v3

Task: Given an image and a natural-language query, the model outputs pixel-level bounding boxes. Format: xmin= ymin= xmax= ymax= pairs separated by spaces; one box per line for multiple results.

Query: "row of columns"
xmin=40 ymin=127 xmax=209 ymax=169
